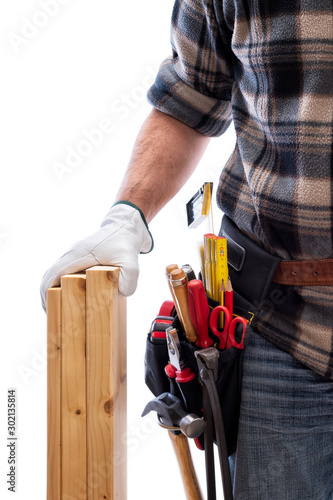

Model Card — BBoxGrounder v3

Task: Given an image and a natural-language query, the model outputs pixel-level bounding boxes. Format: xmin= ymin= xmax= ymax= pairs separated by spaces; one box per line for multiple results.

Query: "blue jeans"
xmin=229 ymin=331 xmax=333 ymax=500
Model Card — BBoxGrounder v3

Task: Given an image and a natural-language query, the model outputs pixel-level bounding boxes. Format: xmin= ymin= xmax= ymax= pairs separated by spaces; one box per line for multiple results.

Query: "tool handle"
xmin=168 ymin=431 xmax=203 ymax=500
xmin=188 ymin=280 xmax=212 ymax=348
xmin=227 ymin=317 xmax=247 ymax=350
xmin=174 ymin=282 xmax=198 ymax=343
xmin=209 ymin=305 xmax=231 ymax=338
xmin=166 ymin=265 xmax=185 ymax=330
xmin=171 ymin=270 xmax=198 ymax=343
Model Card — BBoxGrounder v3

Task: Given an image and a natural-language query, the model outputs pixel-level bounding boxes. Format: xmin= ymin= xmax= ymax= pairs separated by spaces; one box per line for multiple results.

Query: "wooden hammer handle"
xmin=168 ymin=431 xmax=203 ymax=500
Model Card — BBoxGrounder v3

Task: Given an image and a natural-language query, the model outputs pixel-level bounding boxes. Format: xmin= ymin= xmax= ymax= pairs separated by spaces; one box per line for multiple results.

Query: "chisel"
xmin=170 ymin=268 xmax=198 ymax=343
xmin=165 ymin=264 xmax=185 ymax=331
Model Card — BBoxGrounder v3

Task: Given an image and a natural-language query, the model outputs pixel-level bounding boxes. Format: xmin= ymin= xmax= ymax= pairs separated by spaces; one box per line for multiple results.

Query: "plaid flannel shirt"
xmin=148 ymin=0 xmax=333 ymax=379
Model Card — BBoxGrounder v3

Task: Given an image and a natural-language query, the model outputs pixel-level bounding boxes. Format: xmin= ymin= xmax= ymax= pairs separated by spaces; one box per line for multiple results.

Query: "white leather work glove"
xmin=40 ymin=201 xmax=153 ymax=311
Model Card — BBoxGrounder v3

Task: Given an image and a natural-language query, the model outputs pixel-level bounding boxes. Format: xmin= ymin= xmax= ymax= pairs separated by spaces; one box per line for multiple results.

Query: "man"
xmin=41 ymin=1 xmax=333 ymax=498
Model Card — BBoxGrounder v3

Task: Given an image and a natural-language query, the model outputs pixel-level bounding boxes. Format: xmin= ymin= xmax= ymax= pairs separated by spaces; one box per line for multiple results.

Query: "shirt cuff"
xmin=147 ymin=57 xmax=233 ymax=137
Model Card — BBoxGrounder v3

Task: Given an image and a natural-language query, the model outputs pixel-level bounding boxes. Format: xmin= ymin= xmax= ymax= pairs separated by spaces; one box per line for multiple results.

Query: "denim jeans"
xmin=229 ymin=331 xmax=333 ymax=500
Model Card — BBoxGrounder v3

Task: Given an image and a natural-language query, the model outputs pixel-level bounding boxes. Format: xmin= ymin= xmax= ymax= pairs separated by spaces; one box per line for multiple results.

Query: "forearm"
xmin=115 ymin=109 xmax=210 ymax=223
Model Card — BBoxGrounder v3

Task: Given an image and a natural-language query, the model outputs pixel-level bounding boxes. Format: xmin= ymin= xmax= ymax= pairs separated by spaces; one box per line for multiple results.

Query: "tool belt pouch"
xmin=144 ymin=296 xmax=254 ymax=456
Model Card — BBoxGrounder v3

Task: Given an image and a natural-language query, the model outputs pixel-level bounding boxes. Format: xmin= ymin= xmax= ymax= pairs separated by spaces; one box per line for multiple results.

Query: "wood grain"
xmin=168 ymin=431 xmax=203 ymax=500
xmin=61 ymin=274 xmax=87 ymax=500
xmin=86 ymin=266 xmax=127 ymax=500
xmin=47 ymin=287 xmax=62 ymax=500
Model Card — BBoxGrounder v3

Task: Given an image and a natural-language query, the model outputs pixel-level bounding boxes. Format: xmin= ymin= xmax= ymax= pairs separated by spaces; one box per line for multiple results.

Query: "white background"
xmin=0 ymin=1 xmax=236 ymax=498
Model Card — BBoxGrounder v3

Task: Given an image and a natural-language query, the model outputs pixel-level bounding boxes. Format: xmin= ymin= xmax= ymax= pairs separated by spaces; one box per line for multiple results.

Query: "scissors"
xmin=209 ymin=305 xmax=248 ymax=350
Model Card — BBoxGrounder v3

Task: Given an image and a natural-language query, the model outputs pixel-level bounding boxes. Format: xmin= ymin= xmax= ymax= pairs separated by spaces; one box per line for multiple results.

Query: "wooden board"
xmin=47 ymin=287 xmax=62 ymax=500
xmin=61 ymin=274 xmax=87 ymax=500
xmin=85 ymin=266 xmax=127 ymax=500
xmin=47 ymin=266 xmax=127 ymax=500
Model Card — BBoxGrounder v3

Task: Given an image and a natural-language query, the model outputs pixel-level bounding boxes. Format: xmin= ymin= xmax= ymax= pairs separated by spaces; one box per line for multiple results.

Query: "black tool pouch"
xmin=144 ymin=295 xmax=254 ymax=457
xmin=143 ymin=215 xmax=285 ymax=500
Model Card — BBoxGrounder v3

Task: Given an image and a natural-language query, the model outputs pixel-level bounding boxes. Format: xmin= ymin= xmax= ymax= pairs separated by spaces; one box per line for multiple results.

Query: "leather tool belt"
xmin=273 ymin=259 xmax=333 ymax=286
xmin=221 ymin=216 xmax=333 ymax=292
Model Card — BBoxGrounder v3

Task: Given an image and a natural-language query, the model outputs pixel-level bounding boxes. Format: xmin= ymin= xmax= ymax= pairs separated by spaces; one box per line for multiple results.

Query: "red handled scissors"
xmin=209 ymin=306 xmax=248 ymax=349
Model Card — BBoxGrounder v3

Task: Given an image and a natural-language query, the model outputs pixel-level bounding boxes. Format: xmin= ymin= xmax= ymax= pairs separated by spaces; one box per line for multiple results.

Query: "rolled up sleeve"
xmin=147 ymin=0 xmax=234 ymax=137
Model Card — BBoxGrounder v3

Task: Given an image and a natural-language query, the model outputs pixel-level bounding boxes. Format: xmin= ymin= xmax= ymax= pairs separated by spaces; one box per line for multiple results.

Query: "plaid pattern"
xmin=148 ymin=0 xmax=333 ymax=379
